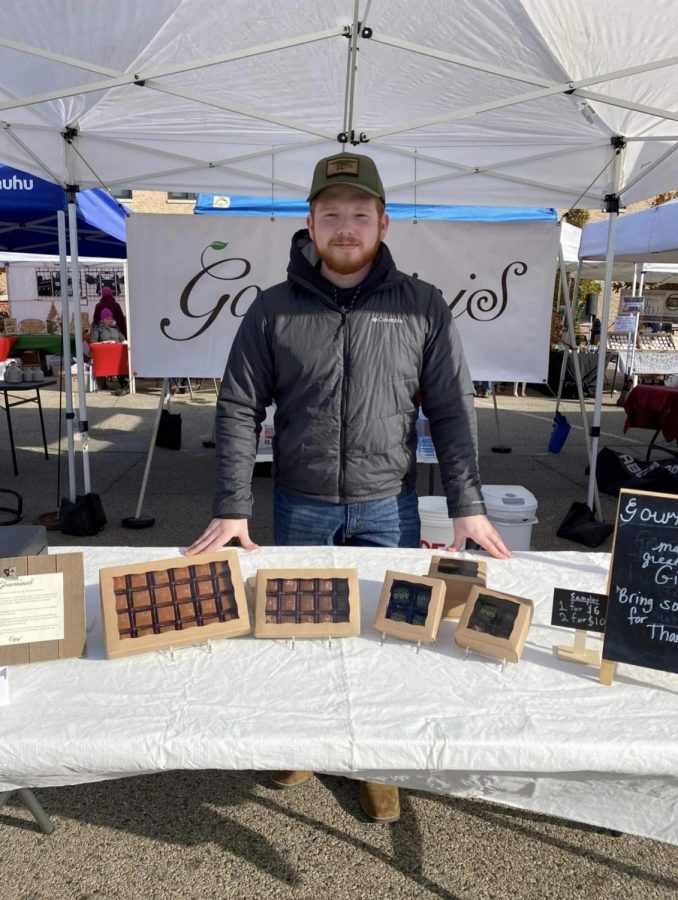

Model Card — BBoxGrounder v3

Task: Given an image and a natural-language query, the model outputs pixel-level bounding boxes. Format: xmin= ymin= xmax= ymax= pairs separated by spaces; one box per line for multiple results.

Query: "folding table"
xmin=0 ymin=378 xmax=56 ymax=476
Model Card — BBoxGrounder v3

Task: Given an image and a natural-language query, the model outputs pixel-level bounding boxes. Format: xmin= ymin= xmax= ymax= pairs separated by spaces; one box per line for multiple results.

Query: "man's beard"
xmin=318 ymin=235 xmax=380 ymax=275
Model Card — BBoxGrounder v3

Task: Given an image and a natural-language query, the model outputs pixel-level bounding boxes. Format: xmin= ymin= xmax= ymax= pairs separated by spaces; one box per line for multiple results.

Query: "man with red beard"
xmin=188 ymin=152 xmax=509 ymax=821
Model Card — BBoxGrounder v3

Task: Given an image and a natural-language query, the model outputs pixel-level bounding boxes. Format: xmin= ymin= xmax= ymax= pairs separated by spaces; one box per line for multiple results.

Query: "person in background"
xmin=188 ymin=151 xmax=510 ymax=823
xmin=93 ymin=285 xmax=127 ymax=338
xmin=473 ymin=380 xmax=491 ymax=398
xmin=591 ymin=317 xmax=602 ymax=345
xmin=86 ymin=308 xmax=129 ymax=395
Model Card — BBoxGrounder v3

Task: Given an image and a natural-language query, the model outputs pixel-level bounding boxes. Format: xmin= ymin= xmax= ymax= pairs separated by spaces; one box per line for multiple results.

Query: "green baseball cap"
xmin=307 ymin=152 xmax=385 ymax=203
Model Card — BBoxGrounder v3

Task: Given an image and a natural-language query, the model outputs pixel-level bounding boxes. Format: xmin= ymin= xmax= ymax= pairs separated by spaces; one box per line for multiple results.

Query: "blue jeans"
xmin=274 ymin=487 xmax=421 ymax=548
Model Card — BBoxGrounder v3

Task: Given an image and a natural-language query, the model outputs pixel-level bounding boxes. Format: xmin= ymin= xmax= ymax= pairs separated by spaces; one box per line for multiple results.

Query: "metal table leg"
xmin=2 ymin=390 xmax=18 ymax=477
xmin=36 ymin=387 xmax=50 ymax=461
xmin=0 ymin=788 xmax=55 ymax=834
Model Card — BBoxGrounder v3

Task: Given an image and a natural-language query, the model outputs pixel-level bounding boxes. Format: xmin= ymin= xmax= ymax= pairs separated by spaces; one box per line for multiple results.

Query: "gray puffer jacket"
xmin=213 ymin=230 xmax=486 ymax=520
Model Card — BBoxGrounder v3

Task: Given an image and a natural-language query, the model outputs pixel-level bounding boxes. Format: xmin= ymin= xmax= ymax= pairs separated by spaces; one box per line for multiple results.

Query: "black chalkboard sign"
xmin=551 ymin=588 xmax=607 ymax=633
xmin=603 ymin=488 xmax=678 ymax=675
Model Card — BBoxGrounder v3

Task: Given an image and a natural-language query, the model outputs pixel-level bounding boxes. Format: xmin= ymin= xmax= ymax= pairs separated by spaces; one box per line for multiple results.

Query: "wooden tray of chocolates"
xmin=253 ymin=568 xmax=360 ymax=638
xmin=100 ymin=551 xmax=250 ymax=658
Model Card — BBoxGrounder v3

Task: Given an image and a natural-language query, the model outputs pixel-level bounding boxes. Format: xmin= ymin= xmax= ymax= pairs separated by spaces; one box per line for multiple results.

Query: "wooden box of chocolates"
xmin=427 ymin=555 xmax=487 ymax=619
xmin=254 ymin=568 xmax=360 ymax=639
xmin=454 ymin=587 xmax=533 ymax=663
xmin=373 ymin=570 xmax=446 ymax=644
xmin=99 ymin=551 xmax=250 ymax=659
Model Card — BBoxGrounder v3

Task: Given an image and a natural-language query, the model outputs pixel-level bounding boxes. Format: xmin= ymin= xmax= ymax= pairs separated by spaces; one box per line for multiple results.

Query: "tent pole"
xmin=586 ymin=142 xmax=625 ymax=513
xmin=57 ymin=210 xmax=76 ymax=502
xmin=122 ymin=379 xmax=168 ymax=529
xmin=123 ymin=259 xmax=134 ymax=395
xmin=67 ymin=196 xmax=92 ymax=494
xmin=558 ymin=251 xmax=602 ymax=519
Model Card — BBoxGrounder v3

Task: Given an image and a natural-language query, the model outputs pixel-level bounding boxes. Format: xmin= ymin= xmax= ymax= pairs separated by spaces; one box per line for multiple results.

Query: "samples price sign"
xmin=551 ymin=588 xmax=607 ymax=633
xmin=602 ymin=488 xmax=678 ymax=680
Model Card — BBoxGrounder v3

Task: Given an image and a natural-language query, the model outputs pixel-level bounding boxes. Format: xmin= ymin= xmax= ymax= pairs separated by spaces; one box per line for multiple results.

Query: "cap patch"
xmin=327 ymin=157 xmax=359 ymax=178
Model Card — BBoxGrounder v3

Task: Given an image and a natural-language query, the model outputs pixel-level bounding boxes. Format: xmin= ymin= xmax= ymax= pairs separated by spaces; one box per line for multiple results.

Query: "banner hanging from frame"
xmin=127 ymin=214 xmax=559 ymax=381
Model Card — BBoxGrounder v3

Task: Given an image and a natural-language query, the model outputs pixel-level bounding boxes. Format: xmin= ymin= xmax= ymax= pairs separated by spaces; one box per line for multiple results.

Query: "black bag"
xmin=556 ymin=501 xmax=613 ymax=548
xmin=595 ymin=447 xmax=678 ymax=497
xmin=59 ymin=492 xmax=107 ymax=536
xmin=156 ymin=409 xmax=182 ymax=450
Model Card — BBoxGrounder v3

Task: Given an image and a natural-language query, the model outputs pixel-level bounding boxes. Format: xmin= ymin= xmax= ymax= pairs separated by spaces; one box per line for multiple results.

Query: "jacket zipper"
xmin=339 ymin=309 xmax=348 ymax=499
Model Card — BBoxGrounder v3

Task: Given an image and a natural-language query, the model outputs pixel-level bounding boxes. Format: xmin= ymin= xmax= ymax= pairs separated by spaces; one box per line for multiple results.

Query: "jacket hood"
xmin=286 ymin=228 xmax=400 ymax=300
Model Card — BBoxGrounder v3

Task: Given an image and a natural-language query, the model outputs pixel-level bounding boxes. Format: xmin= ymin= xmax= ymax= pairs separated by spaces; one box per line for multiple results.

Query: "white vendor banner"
xmin=127 ymin=214 xmax=559 ymax=381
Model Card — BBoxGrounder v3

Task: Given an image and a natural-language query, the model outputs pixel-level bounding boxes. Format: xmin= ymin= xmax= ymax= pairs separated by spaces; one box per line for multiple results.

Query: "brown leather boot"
xmin=269 ymin=770 xmax=313 ymax=789
xmin=358 ymin=781 xmax=400 ymax=822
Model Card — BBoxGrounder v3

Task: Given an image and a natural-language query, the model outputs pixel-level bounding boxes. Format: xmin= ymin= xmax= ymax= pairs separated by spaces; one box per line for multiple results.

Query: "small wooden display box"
xmin=427 ymin=555 xmax=487 ymax=619
xmin=0 ymin=552 xmax=85 ymax=665
xmin=373 ymin=570 xmax=446 ymax=644
xmin=254 ymin=568 xmax=360 ymax=639
xmin=100 ymin=551 xmax=250 ymax=659
xmin=454 ymin=587 xmax=533 ymax=663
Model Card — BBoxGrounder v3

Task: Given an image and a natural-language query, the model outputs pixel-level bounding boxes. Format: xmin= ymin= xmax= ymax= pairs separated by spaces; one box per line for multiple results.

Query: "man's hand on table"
xmin=449 ymin=514 xmax=513 ymax=559
xmin=185 ymin=517 xmax=258 ymax=555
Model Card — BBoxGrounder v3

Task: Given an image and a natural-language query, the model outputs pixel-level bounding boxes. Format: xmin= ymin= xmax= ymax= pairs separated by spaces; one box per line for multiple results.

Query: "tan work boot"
xmin=358 ymin=781 xmax=400 ymax=822
xmin=270 ymin=770 xmax=313 ymax=789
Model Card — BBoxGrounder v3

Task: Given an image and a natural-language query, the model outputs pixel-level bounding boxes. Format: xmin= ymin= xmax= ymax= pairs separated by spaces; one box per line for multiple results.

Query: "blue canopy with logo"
xmin=194 ymin=194 xmax=557 ymax=222
xmin=0 ymin=166 xmax=127 ymax=257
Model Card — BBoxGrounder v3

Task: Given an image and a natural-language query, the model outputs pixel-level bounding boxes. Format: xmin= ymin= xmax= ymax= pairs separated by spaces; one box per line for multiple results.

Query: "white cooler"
xmin=481 ymin=484 xmax=538 ymax=551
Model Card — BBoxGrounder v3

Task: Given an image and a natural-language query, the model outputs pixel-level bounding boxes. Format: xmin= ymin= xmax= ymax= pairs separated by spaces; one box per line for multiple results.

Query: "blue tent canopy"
xmin=0 ymin=166 xmax=127 ymax=257
xmin=194 ymin=193 xmax=558 ymax=221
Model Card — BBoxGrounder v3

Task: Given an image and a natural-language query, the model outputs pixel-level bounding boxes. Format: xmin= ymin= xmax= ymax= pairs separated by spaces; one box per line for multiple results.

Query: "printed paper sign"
xmin=613 ymin=315 xmax=637 ymax=333
xmin=0 ymin=573 xmax=64 ymax=647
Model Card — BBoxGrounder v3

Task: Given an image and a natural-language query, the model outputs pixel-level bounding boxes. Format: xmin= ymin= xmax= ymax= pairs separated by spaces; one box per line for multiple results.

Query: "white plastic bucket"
xmin=45 ymin=354 xmax=62 ymax=376
xmin=481 ymin=485 xmax=538 ymax=551
xmin=418 ymin=496 xmax=454 ymax=549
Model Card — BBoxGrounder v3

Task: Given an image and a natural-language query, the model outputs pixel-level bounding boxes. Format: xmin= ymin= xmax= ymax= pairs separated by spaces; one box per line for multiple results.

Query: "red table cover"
xmin=623 ymin=384 xmax=678 ymax=443
xmin=0 ymin=336 xmax=18 ymax=361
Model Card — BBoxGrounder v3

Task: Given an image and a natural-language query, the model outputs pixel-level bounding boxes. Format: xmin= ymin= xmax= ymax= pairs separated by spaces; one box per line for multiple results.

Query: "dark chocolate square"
xmin=154 ymin=586 xmax=172 ymax=604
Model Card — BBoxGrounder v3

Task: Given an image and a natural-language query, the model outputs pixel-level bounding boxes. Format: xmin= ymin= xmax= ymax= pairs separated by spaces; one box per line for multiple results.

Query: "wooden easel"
xmin=599 ymin=659 xmax=616 ymax=685
xmin=556 ymin=630 xmax=601 ymax=666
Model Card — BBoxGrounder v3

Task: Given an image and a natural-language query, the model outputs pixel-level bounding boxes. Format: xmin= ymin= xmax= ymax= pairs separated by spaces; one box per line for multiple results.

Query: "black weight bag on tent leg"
xmin=155 ymin=395 xmax=182 ymax=451
xmin=556 ymin=501 xmax=613 ymax=548
xmin=59 ymin=492 xmax=107 ymax=536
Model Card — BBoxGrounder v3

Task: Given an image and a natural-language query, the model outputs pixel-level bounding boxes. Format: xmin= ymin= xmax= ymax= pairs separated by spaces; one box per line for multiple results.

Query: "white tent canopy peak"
xmin=2 ymin=2 xmax=678 ymax=207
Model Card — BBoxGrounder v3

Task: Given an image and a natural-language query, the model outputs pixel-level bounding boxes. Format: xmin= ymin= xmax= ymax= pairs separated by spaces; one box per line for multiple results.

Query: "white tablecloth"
xmin=2 ymin=546 xmax=678 ymax=845
xmin=618 ymin=350 xmax=678 ymax=375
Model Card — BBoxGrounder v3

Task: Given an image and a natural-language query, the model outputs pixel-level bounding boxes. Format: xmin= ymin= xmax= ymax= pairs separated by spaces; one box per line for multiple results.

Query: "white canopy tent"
xmin=579 ymin=200 xmax=678 ymax=264
xmin=4 ymin=1 xmax=678 ymax=523
xmin=574 ymin=203 xmax=678 ymax=508
xmin=2 ymin=2 xmax=678 ymax=207
xmin=564 ymin=219 xmax=678 ymax=283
